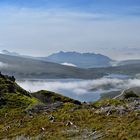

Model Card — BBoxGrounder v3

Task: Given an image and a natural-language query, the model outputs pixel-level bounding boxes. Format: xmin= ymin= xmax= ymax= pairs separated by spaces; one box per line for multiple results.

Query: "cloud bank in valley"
xmin=61 ymin=62 xmax=77 ymax=67
xmin=17 ymin=78 xmax=140 ymax=97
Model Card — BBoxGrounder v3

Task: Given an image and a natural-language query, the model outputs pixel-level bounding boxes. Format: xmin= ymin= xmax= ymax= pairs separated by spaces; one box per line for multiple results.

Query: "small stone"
xmin=48 ymin=115 xmax=55 ymax=122
xmin=41 ymin=127 xmax=45 ymax=131
xmin=66 ymin=121 xmax=73 ymax=126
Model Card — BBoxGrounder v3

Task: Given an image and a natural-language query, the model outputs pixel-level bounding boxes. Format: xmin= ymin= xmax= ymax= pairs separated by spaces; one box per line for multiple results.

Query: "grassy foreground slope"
xmin=0 ymin=73 xmax=140 ymax=139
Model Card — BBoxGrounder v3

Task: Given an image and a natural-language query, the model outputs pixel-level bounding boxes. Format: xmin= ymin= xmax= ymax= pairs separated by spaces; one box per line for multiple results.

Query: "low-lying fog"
xmin=17 ymin=75 xmax=140 ymax=102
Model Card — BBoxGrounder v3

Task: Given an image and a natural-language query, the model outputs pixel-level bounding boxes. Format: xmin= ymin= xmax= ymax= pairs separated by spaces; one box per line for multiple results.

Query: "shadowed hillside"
xmin=1 ymin=53 xmax=140 ymax=80
xmin=0 ymin=53 xmax=105 ymax=79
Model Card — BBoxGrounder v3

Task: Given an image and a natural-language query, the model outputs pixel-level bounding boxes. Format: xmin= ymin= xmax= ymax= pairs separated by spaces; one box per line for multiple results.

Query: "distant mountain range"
xmin=3 ymin=50 xmax=140 ymax=69
xmin=1 ymin=50 xmax=140 ymax=79
xmin=38 ymin=51 xmax=114 ymax=68
xmin=0 ymin=54 xmax=137 ymax=79
xmin=117 ymin=59 xmax=140 ymax=66
xmin=1 ymin=50 xmax=114 ymax=68
xmin=1 ymin=50 xmax=34 ymax=59
xmin=1 ymin=50 xmax=19 ymax=56
xmin=0 ymin=53 xmax=105 ymax=79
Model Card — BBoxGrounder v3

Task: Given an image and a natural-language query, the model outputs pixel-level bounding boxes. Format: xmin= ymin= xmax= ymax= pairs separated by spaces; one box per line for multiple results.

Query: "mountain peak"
xmin=45 ymin=51 xmax=113 ymax=68
xmin=1 ymin=50 xmax=19 ymax=56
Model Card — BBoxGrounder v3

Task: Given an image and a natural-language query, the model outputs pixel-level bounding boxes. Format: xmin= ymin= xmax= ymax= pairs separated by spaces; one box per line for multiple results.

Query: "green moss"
xmin=0 ymin=92 xmax=39 ymax=109
xmin=32 ymin=90 xmax=81 ymax=105
xmin=92 ymin=99 xmax=125 ymax=108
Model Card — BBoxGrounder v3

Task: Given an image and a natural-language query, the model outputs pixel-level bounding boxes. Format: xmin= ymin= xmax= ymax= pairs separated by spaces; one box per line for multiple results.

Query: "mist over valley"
xmin=17 ymin=74 xmax=140 ymax=102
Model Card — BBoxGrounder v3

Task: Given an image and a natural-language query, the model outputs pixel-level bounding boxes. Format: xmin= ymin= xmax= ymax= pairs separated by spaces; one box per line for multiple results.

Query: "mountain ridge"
xmin=1 ymin=50 xmax=114 ymax=68
xmin=39 ymin=51 xmax=113 ymax=68
xmin=2 ymin=49 xmax=140 ymax=68
xmin=0 ymin=53 xmax=105 ymax=79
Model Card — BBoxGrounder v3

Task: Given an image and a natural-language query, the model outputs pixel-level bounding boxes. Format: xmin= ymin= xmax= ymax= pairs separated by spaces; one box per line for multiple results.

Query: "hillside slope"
xmin=90 ymin=63 xmax=140 ymax=76
xmin=1 ymin=50 xmax=113 ymax=68
xmin=0 ymin=73 xmax=140 ymax=139
xmin=117 ymin=59 xmax=140 ymax=66
xmin=1 ymin=53 xmax=140 ymax=79
xmin=2 ymin=50 xmax=140 ymax=78
xmin=0 ymin=53 xmax=104 ymax=79
xmin=0 ymin=72 xmax=40 ymax=109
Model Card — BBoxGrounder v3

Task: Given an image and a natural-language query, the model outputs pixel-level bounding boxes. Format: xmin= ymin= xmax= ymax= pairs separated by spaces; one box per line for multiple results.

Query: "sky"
xmin=0 ymin=0 xmax=140 ymax=60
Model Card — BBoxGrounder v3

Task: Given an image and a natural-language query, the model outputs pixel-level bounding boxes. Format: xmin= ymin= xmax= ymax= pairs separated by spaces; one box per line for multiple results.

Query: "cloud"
xmin=0 ymin=5 xmax=140 ymax=59
xmin=0 ymin=62 xmax=9 ymax=68
xmin=61 ymin=62 xmax=77 ymax=67
xmin=17 ymin=78 xmax=140 ymax=95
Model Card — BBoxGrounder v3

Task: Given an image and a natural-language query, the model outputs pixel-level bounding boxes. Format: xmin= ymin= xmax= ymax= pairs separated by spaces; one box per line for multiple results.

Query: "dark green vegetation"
xmin=32 ymin=90 xmax=81 ymax=105
xmin=101 ymin=90 xmax=122 ymax=99
xmin=124 ymin=91 xmax=139 ymax=99
xmin=0 ymin=73 xmax=140 ymax=139
xmin=101 ymin=87 xmax=140 ymax=99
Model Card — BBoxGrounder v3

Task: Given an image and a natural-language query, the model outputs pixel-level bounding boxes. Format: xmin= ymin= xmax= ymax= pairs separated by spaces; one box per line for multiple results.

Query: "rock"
xmin=43 ymin=102 xmax=63 ymax=112
xmin=115 ymin=106 xmax=127 ymax=115
xmin=99 ymin=106 xmax=113 ymax=115
xmin=88 ymin=131 xmax=97 ymax=137
xmin=66 ymin=121 xmax=77 ymax=129
xmin=2 ymin=125 xmax=10 ymax=132
xmin=41 ymin=127 xmax=45 ymax=131
xmin=48 ymin=115 xmax=55 ymax=122
xmin=94 ymin=105 xmax=128 ymax=115
xmin=51 ymin=101 xmax=63 ymax=108
xmin=66 ymin=121 xmax=74 ymax=126
xmin=92 ymin=132 xmax=104 ymax=140
xmin=25 ymin=103 xmax=46 ymax=114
